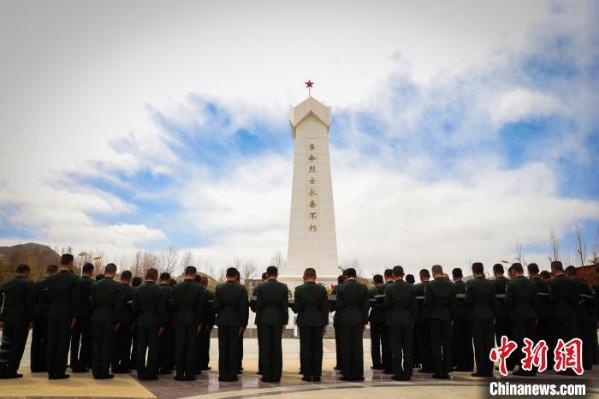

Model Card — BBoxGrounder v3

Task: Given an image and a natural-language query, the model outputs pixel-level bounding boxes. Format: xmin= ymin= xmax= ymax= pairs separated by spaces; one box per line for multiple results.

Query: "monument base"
xmin=278 ymin=275 xmax=339 ymax=293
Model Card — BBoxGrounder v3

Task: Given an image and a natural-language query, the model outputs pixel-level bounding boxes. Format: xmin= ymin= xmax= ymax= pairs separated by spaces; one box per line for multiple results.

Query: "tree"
xmin=548 ymin=226 xmax=560 ymax=263
xmin=238 ymin=259 xmax=257 ymax=283
xmin=132 ymin=251 xmax=160 ymax=277
xmin=159 ymin=246 xmax=179 ymax=275
xmin=341 ymin=259 xmax=363 ymax=276
xmin=574 ymin=220 xmax=587 ymax=267
xmin=179 ymin=251 xmax=195 ymax=270
xmin=270 ymin=251 xmax=286 ymax=271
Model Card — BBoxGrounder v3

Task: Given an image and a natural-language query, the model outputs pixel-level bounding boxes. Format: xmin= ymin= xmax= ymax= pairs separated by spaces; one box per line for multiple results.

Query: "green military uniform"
xmin=214 ymin=280 xmax=248 ymax=382
xmin=384 ymin=279 xmax=416 ymax=380
xmin=294 ymin=281 xmax=328 ymax=381
xmin=31 ymin=276 xmax=50 ymax=372
xmin=90 ymin=276 xmax=122 ymax=379
xmin=505 ymin=275 xmax=537 ymax=375
xmin=452 ymin=279 xmax=473 ymax=371
xmin=257 ymin=279 xmax=288 ymax=382
xmin=425 ymin=276 xmax=455 ymax=378
xmin=112 ymin=282 xmax=134 ymax=372
xmin=172 ymin=279 xmax=205 ymax=380
xmin=250 ymin=283 xmax=262 ymax=374
xmin=197 ymin=289 xmax=215 ymax=371
xmin=572 ymin=276 xmax=595 ymax=370
xmin=158 ymin=282 xmax=174 ymax=374
xmin=367 ymin=284 xmax=385 ymax=370
xmin=46 ymin=269 xmax=78 ymax=379
xmin=414 ymin=281 xmax=431 ymax=372
xmin=465 ymin=275 xmax=496 ymax=377
xmin=549 ymin=274 xmax=579 ymax=342
xmin=70 ymin=274 xmax=94 ymax=372
xmin=133 ymin=280 xmax=167 ymax=379
xmin=381 ymin=280 xmax=394 ymax=373
xmin=336 ymin=278 xmax=368 ymax=381
xmin=529 ymin=276 xmax=553 ymax=367
xmin=0 ymin=275 xmax=35 ymax=378
xmin=493 ymin=276 xmax=510 ymax=343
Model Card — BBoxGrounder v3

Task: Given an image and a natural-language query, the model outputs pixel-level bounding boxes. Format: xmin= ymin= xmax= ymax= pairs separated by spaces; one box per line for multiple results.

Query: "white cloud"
xmin=491 ymin=88 xmax=563 ymax=127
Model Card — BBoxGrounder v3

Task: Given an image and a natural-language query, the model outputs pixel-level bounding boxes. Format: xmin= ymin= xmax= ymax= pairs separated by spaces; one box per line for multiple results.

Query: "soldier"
xmin=256 ymin=266 xmax=288 ymax=383
xmin=451 ymin=267 xmax=473 ymax=372
xmin=30 ymin=264 xmax=57 ymax=372
xmin=527 ymin=263 xmax=553 ymax=367
xmin=234 ymin=270 xmax=245 ymax=374
xmin=90 ymin=263 xmax=122 ymax=379
xmin=384 ymin=265 xmax=416 ymax=381
xmin=133 ymin=268 xmax=166 ymax=380
xmin=332 ymin=274 xmax=345 ymax=371
xmin=426 ymin=265 xmax=455 ymax=379
xmin=70 ymin=262 xmax=94 ymax=372
xmin=368 ymin=274 xmax=385 ymax=370
xmin=250 ymin=272 xmax=267 ymax=375
xmin=549 ymin=261 xmax=579 ymax=375
xmin=505 ymin=263 xmax=537 ymax=376
xmin=197 ymin=275 xmax=215 ymax=372
xmin=466 ymin=262 xmax=496 ymax=378
xmin=381 ymin=269 xmax=394 ymax=373
xmin=46 ymin=254 xmax=78 ymax=380
xmin=113 ymin=270 xmax=134 ymax=373
xmin=0 ymin=264 xmax=35 ymax=379
xmin=414 ymin=268 xmax=432 ymax=372
xmin=493 ymin=264 xmax=510 ymax=346
xmin=172 ymin=266 xmax=205 ymax=381
xmin=405 ymin=274 xmax=415 ymax=284
xmin=158 ymin=272 xmax=174 ymax=374
xmin=336 ymin=267 xmax=368 ymax=381
xmin=130 ymin=276 xmax=142 ymax=370
xmin=294 ymin=267 xmax=328 ymax=382
xmin=565 ymin=265 xmax=595 ymax=371
xmin=215 ymin=267 xmax=249 ymax=382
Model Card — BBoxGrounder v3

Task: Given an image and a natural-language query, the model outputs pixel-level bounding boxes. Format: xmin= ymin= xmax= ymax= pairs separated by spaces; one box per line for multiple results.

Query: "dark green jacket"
xmin=214 ymin=280 xmax=249 ymax=327
xmin=453 ymin=279 xmax=468 ymax=320
xmin=158 ymin=283 xmax=174 ymax=324
xmin=505 ymin=275 xmax=537 ymax=319
xmin=335 ymin=278 xmax=369 ymax=325
xmin=549 ymin=274 xmax=578 ymax=319
xmin=34 ymin=277 xmax=50 ymax=319
xmin=133 ymin=281 xmax=167 ymax=328
xmin=529 ymin=276 xmax=551 ymax=318
xmin=90 ymin=277 xmax=122 ymax=323
xmin=251 ymin=283 xmax=262 ymax=324
xmin=172 ymin=280 xmax=205 ymax=327
xmin=414 ymin=281 xmax=429 ymax=323
xmin=202 ymin=289 xmax=216 ymax=326
xmin=425 ymin=277 xmax=455 ymax=320
xmin=257 ymin=279 xmax=288 ymax=325
xmin=384 ymin=279 xmax=416 ymax=326
xmin=367 ymin=284 xmax=386 ymax=324
xmin=493 ymin=276 xmax=509 ymax=318
xmin=465 ymin=276 xmax=496 ymax=319
xmin=0 ymin=276 xmax=35 ymax=324
xmin=116 ymin=282 xmax=134 ymax=325
xmin=47 ymin=269 xmax=78 ymax=321
xmin=294 ymin=281 xmax=328 ymax=327
xmin=73 ymin=275 xmax=93 ymax=319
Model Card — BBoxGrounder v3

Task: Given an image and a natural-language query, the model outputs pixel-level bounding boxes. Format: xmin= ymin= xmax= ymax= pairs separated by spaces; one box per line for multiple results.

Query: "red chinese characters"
xmin=553 ymin=338 xmax=583 ymax=376
xmin=489 ymin=336 xmax=517 ymax=376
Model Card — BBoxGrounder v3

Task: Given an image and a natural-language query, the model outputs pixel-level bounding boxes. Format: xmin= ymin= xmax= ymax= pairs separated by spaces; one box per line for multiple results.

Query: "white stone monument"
xmin=280 ymin=88 xmax=339 ymax=290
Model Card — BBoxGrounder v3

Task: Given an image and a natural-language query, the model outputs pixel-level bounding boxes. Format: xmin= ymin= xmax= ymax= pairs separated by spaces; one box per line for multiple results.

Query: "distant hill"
xmin=0 ymin=242 xmax=61 ymax=283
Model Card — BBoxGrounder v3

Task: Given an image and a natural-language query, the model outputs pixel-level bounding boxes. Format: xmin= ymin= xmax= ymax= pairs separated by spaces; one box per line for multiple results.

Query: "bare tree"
xmin=179 ymin=251 xmax=195 ymax=270
xmin=159 ymin=246 xmax=179 ymax=275
xmin=239 ymin=260 xmax=258 ymax=283
xmin=574 ymin=220 xmax=587 ymax=266
xmin=548 ymin=226 xmax=561 ymax=263
xmin=132 ymin=251 xmax=160 ymax=278
xmin=341 ymin=259 xmax=363 ymax=276
xmin=270 ymin=251 xmax=286 ymax=271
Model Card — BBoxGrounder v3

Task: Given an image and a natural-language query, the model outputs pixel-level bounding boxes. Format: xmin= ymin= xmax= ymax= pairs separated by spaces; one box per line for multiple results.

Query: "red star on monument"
xmin=305 ymin=79 xmax=314 ymax=96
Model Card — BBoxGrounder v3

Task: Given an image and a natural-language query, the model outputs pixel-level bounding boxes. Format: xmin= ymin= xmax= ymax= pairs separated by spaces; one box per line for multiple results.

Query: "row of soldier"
xmin=1 ymin=255 xmax=598 ymax=383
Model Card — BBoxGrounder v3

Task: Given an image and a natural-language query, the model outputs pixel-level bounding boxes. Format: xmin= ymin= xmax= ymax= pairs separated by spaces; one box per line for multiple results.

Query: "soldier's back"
xmin=91 ymin=277 xmax=121 ymax=322
xmin=47 ymin=270 xmax=78 ymax=321
xmin=258 ymin=280 xmax=288 ymax=325
xmin=1 ymin=276 xmax=35 ymax=323
xmin=466 ymin=277 xmax=495 ymax=319
xmin=426 ymin=278 xmax=454 ymax=320
xmin=215 ymin=281 xmax=248 ymax=327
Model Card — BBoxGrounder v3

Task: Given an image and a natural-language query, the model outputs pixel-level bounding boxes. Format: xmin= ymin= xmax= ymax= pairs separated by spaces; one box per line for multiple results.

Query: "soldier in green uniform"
xmin=368 ymin=274 xmax=385 ymax=370
xmin=70 ymin=262 xmax=94 ymax=372
xmin=256 ymin=266 xmax=288 ymax=383
xmin=197 ymin=275 xmax=215 ymax=372
xmin=0 ymin=264 xmax=35 ymax=379
xmin=46 ymin=254 xmax=79 ymax=380
xmin=250 ymin=272 xmax=267 ymax=375
xmin=133 ymin=268 xmax=167 ymax=380
xmin=130 ymin=276 xmax=142 ymax=370
xmin=215 ymin=267 xmax=249 ymax=382
xmin=31 ymin=264 xmax=57 ymax=372
xmin=384 ymin=265 xmax=416 ymax=381
xmin=527 ymin=263 xmax=553 ymax=367
xmin=294 ymin=267 xmax=328 ymax=382
xmin=381 ymin=269 xmax=394 ymax=373
xmin=492 ymin=263 xmax=510 ymax=344
xmin=336 ymin=267 xmax=368 ymax=381
xmin=113 ymin=270 xmax=134 ymax=373
xmin=466 ymin=262 xmax=496 ymax=378
xmin=451 ymin=268 xmax=473 ymax=372
xmin=425 ymin=265 xmax=455 ymax=379
xmin=332 ymin=274 xmax=345 ymax=371
xmin=172 ymin=266 xmax=205 ymax=381
xmin=414 ymin=268 xmax=431 ymax=372
xmin=90 ymin=263 xmax=122 ymax=379
xmin=505 ymin=263 xmax=537 ymax=376
xmin=565 ymin=265 xmax=595 ymax=371
xmin=158 ymin=272 xmax=174 ymax=374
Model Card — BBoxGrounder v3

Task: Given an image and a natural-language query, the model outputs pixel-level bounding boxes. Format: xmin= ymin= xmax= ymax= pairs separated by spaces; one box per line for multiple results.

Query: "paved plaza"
xmin=1 ymin=335 xmax=598 ymax=399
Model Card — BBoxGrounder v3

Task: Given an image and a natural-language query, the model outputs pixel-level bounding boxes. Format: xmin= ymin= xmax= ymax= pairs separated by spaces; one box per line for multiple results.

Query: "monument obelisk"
xmin=281 ymin=81 xmax=339 ymax=289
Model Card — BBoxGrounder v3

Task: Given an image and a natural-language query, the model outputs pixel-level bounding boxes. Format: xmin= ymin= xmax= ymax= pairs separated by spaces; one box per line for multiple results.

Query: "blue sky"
xmin=1 ymin=1 xmax=598 ymax=275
